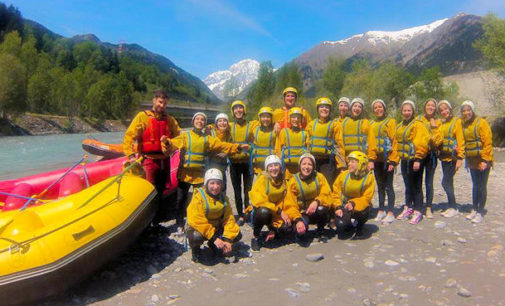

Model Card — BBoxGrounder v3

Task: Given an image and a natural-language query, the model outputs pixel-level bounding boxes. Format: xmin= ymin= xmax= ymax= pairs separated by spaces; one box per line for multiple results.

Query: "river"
xmin=0 ymin=132 xmax=124 ymax=181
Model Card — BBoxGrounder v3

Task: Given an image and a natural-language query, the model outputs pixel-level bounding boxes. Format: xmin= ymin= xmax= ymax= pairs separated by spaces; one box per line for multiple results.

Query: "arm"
xmin=303 ymin=108 xmax=312 ymax=128
xmin=454 ymin=119 xmax=466 ymax=160
xmin=275 ymin=129 xmax=286 ymax=157
xmin=222 ymin=198 xmax=240 ymax=242
xmin=332 ymin=121 xmax=346 ymax=168
xmin=349 ymin=174 xmax=376 ymax=211
xmin=248 ymin=175 xmax=278 ymax=211
xmin=412 ymin=121 xmax=430 ymax=160
xmin=367 ymin=122 xmax=378 ymax=161
xmin=479 ymin=119 xmax=494 ymax=163
xmin=331 ymin=172 xmax=344 ymax=210
xmin=314 ymin=173 xmax=332 ymax=207
xmin=123 ymin=112 xmax=146 ymax=157
xmin=281 ymin=182 xmax=302 ymax=222
xmin=387 ymin=119 xmax=399 ymax=165
xmin=208 ymin=135 xmax=240 ymax=155
xmin=162 ymin=133 xmax=186 ymax=155
xmin=186 ymin=191 xmax=217 ymax=240
xmin=168 ymin=115 xmax=181 ymax=137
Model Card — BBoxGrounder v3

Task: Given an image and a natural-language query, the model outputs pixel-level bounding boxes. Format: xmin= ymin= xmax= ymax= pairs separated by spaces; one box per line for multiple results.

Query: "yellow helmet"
xmin=288 ymin=107 xmax=303 ymax=117
xmin=316 ymin=97 xmax=332 ymax=108
xmin=283 ymin=87 xmax=298 ymax=96
xmin=347 ymin=151 xmax=369 ymax=174
xmin=231 ymin=100 xmax=247 ymax=114
xmin=258 ymin=106 xmax=273 ymax=118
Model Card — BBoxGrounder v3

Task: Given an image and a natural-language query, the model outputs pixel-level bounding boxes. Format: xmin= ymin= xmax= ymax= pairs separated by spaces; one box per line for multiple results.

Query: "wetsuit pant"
xmin=335 ymin=206 xmax=370 ymax=234
xmin=316 ymin=157 xmax=337 ymax=187
xmin=143 ymin=157 xmax=170 ymax=221
xmin=187 ymin=226 xmax=242 ymax=255
xmin=423 ymin=152 xmax=437 ymax=208
xmin=373 ymin=161 xmax=395 ymax=212
xmin=176 ymin=182 xmax=203 ymax=226
xmin=229 ymin=162 xmax=252 ymax=217
xmin=301 ymin=206 xmax=331 ymax=233
xmin=470 ymin=167 xmax=490 ymax=214
xmin=441 ymin=160 xmax=457 ymax=209
xmin=401 ymin=159 xmax=424 ymax=211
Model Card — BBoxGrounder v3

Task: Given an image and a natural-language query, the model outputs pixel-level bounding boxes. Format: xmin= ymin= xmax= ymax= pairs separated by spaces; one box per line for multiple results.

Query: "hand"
xmin=344 ymin=202 xmax=354 ymax=211
xmin=455 ymin=159 xmax=463 ymax=172
xmin=240 ymin=144 xmax=250 ymax=151
xmin=265 ymin=230 xmax=276 ymax=242
xmin=135 ymin=124 xmax=145 ymax=137
xmin=368 ymin=161 xmax=374 ymax=171
xmin=387 ymin=164 xmax=395 ymax=172
xmin=306 ymin=201 xmax=318 ymax=215
xmin=213 ymin=238 xmax=225 ymax=250
xmin=222 ymin=241 xmax=232 ymax=255
xmin=280 ymin=211 xmax=291 ymax=226
xmin=296 ymin=220 xmax=306 ymax=235
xmin=479 ymin=161 xmax=488 ymax=172
xmin=274 ymin=122 xmax=281 ymax=134
xmin=413 ymin=161 xmax=420 ymax=172
xmin=160 ymin=135 xmax=169 ymax=144
xmin=429 ymin=118 xmax=437 ymax=128
xmin=335 ymin=209 xmax=343 ymax=218
xmin=204 ymin=125 xmax=213 ymax=135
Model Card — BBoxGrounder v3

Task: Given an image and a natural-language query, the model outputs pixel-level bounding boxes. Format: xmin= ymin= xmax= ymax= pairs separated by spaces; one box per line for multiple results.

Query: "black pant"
xmin=251 ymin=207 xmax=274 ymax=237
xmin=176 ymin=182 xmax=203 ymax=225
xmin=187 ymin=226 xmax=242 ymax=252
xmin=316 ymin=157 xmax=336 ymax=187
xmin=373 ymin=161 xmax=395 ymax=212
xmin=301 ymin=205 xmax=330 ymax=231
xmin=230 ymin=162 xmax=252 ymax=217
xmin=470 ymin=168 xmax=490 ymax=213
xmin=441 ymin=160 xmax=457 ymax=208
xmin=335 ymin=206 xmax=370 ymax=233
xmin=401 ymin=159 xmax=424 ymax=211
xmin=423 ymin=152 xmax=437 ymax=207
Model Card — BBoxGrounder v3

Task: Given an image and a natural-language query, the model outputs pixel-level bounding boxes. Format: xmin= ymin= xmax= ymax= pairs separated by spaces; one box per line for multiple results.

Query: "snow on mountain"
xmin=204 ymin=59 xmax=260 ymax=100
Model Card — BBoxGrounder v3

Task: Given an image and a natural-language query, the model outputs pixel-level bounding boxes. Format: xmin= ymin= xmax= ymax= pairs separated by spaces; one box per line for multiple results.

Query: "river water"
xmin=0 ymin=132 xmax=124 ymax=181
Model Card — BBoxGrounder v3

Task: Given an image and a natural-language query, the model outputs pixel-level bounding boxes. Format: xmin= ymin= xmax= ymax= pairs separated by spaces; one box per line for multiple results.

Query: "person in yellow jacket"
xmin=342 ymin=98 xmax=371 ymax=157
xmin=208 ymin=113 xmax=232 ymax=190
xmin=460 ymin=100 xmax=493 ymax=223
xmin=162 ymin=112 xmax=249 ymax=229
xmin=285 ymin=153 xmax=333 ymax=242
xmin=417 ymin=98 xmax=442 ymax=218
xmin=367 ymin=99 xmax=399 ymax=224
xmin=332 ymin=151 xmax=375 ymax=239
xmin=395 ymin=100 xmax=431 ymax=225
xmin=186 ymin=168 xmax=241 ymax=263
xmin=250 ymin=106 xmax=277 ymax=175
xmin=306 ymin=97 xmax=345 ymax=185
xmin=248 ymin=155 xmax=305 ymax=251
xmin=431 ymin=100 xmax=465 ymax=218
xmin=228 ymin=100 xmax=256 ymax=225
xmin=337 ymin=96 xmax=351 ymax=123
xmin=273 ymin=87 xmax=312 ymax=133
xmin=275 ymin=107 xmax=309 ymax=180
xmin=123 ymin=89 xmax=181 ymax=221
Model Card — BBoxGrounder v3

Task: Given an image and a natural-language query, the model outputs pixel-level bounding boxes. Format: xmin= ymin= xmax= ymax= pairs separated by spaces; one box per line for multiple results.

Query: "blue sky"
xmin=6 ymin=0 xmax=505 ymax=79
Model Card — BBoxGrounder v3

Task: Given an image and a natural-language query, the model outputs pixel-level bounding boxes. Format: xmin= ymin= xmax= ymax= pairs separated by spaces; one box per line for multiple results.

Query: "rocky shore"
xmin=44 ymin=161 xmax=505 ymax=305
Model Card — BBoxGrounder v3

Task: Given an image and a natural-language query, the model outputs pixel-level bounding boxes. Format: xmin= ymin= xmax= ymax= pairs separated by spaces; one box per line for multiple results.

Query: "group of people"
xmin=123 ymin=87 xmax=493 ymax=263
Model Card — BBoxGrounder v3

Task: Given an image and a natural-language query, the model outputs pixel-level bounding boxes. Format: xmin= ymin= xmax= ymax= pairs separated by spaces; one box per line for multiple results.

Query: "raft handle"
xmin=72 ymin=225 xmax=95 ymax=241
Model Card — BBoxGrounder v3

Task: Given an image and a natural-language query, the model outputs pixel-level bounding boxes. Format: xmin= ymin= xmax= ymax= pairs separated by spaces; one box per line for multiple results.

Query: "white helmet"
xmin=204 ymin=168 xmax=223 ymax=186
xmin=215 ymin=113 xmax=229 ymax=125
xmin=298 ymin=153 xmax=316 ymax=168
xmin=192 ymin=112 xmax=207 ymax=124
xmin=351 ymin=97 xmax=365 ymax=108
xmin=264 ymin=155 xmax=281 ymax=170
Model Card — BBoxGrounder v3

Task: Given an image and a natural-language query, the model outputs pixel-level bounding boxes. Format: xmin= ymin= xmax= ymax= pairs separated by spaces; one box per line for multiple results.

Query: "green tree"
xmin=275 ymin=62 xmax=303 ymax=95
xmin=318 ymin=57 xmax=346 ymax=101
xmin=20 ymin=34 xmax=39 ymax=77
xmin=247 ymin=61 xmax=275 ymax=114
xmin=474 ymin=13 xmax=505 ymax=75
xmin=341 ymin=60 xmax=375 ymax=103
xmin=0 ymin=53 xmax=26 ymax=118
xmin=27 ymin=53 xmax=54 ymax=113
xmin=0 ymin=30 xmax=22 ymax=57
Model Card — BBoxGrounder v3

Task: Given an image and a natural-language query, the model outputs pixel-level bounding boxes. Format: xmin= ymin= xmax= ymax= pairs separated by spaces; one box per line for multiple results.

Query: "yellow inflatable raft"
xmin=0 ymin=164 xmax=157 ymax=304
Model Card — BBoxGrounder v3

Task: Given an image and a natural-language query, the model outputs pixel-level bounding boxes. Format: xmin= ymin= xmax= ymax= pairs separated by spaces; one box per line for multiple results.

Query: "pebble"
xmin=233 ymin=273 xmax=249 ymax=279
xmin=425 ymin=257 xmax=437 ymax=263
xmin=434 ymin=221 xmax=447 ymax=229
xmin=364 ymin=261 xmax=375 ymax=268
xmin=385 ymin=260 xmax=399 ymax=266
xmin=151 ymin=274 xmax=161 ymax=280
xmin=457 ymin=286 xmax=472 ymax=297
xmin=151 ymin=294 xmax=159 ymax=303
xmin=348 ymin=288 xmax=357 ymax=294
xmin=285 ymin=288 xmax=300 ymax=298
xmin=441 ymin=240 xmax=454 ymax=247
xmin=457 ymin=237 xmax=467 ymax=243
xmin=399 ymin=293 xmax=409 ymax=299
xmin=445 ymin=278 xmax=457 ymax=288
xmin=306 ymin=253 xmax=324 ymax=262
xmin=296 ymin=282 xmax=311 ymax=292
xmin=215 ymin=288 xmax=223 ymax=292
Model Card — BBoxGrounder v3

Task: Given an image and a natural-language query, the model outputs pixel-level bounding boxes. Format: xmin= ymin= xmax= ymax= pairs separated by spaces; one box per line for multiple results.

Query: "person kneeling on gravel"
xmin=247 ymin=155 xmax=305 ymax=251
xmin=332 ymin=151 xmax=376 ymax=240
xmin=186 ymin=169 xmax=242 ymax=263
xmin=284 ymin=153 xmax=333 ymax=243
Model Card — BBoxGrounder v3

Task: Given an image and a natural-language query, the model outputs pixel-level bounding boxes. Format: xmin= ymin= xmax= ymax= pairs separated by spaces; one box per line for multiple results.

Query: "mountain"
xmin=204 ymin=59 xmax=260 ymax=100
xmin=293 ymin=13 xmax=484 ymax=92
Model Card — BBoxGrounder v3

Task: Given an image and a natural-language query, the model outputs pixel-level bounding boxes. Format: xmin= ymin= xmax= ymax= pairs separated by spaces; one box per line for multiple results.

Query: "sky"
xmin=6 ymin=0 xmax=505 ymax=79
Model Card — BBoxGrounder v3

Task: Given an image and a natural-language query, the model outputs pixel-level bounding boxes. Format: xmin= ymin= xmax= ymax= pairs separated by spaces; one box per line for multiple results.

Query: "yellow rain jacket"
xmin=342 ymin=117 xmax=370 ymax=156
xmin=251 ymin=125 xmax=277 ymax=174
xmin=285 ymin=172 xmax=332 ymax=213
xmin=331 ymin=170 xmax=376 ymax=211
xmin=368 ymin=117 xmax=399 ymax=165
xmin=248 ymin=173 xmax=302 ymax=228
xmin=432 ymin=116 xmax=465 ymax=162
xmin=275 ymin=127 xmax=309 ymax=179
xmin=417 ymin=114 xmax=441 ymax=152
xmin=163 ymin=129 xmax=240 ymax=184
xmin=186 ymin=187 xmax=239 ymax=241
xmin=337 ymin=115 xmax=348 ymax=123
xmin=228 ymin=120 xmax=255 ymax=163
xmin=273 ymin=106 xmax=312 ymax=129
xmin=208 ymin=127 xmax=232 ymax=172
xmin=123 ymin=110 xmax=181 ymax=158
xmin=306 ymin=118 xmax=345 ymax=168
xmin=396 ymin=119 xmax=430 ymax=160
xmin=461 ymin=116 xmax=493 ymax=169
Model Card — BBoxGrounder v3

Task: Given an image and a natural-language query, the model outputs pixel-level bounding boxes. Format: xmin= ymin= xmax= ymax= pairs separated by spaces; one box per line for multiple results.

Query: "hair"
xmin=153 ymin=89 xmax=169 ymax=99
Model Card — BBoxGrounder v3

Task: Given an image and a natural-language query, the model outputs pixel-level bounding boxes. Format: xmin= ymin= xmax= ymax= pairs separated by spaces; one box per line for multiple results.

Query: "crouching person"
xmin=285 ymin=153 xmax=332 ymax=242
xmin=186 ymin=168 xmax=241 ymax=263
xmin=332 ymin=151 xmax=375 ymax=240
xmin=248 ymin=155 xmax=305 ymax=251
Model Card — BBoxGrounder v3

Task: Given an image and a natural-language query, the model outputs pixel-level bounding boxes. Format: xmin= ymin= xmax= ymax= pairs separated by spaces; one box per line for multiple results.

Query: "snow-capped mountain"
xmin=294 ymin=13 xmax=484 ymax=92
xmin=204 ymin=59 xmax=260 ymax=100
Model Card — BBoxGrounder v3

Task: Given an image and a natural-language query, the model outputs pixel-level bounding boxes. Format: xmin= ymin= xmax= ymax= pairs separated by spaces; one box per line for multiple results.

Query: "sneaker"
xmin=374 ymin=211 xmax=387 ymax=222
xmin=425 ymin=207 xmax=433 ymax=219
xmin=251 ymin=237 xmax=261 ymax=252
xmin=409 ymin=211 xmax=422 ymax=225
xmin=442 ymin=208 xmax=458 ymax=218
xmin=382 ymin=214 xmax=395 ymax=224
xmin=471 ymin=213 xmax=483 ymax=223
xmin=237 ymin=217 xmax=245 ymax=226
xmin=466 ymin=210 xmax=477 ymax=220
xmin=397 ymin=207 xmax=413 ymax=220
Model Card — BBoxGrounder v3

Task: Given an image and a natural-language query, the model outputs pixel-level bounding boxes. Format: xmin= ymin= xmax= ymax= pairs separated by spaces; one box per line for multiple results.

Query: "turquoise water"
xmin=0 ymin=132 xmax=124 ymax=180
